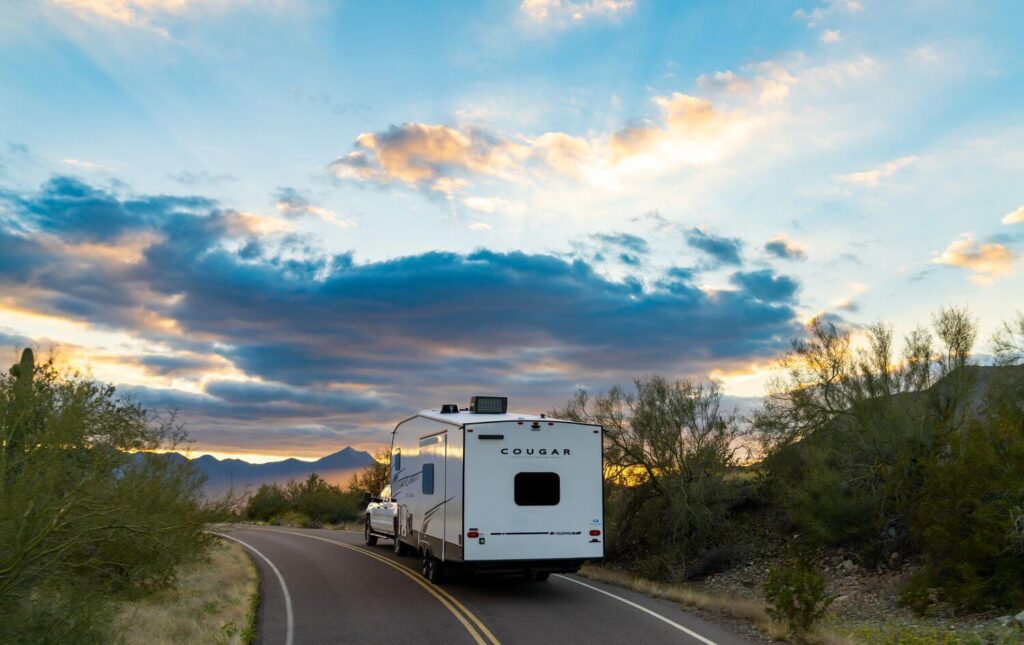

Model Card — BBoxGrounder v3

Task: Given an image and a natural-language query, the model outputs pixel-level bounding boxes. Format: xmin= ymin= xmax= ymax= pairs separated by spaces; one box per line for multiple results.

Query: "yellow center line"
xmin=246 ymin=526 xmax=501 ymax=645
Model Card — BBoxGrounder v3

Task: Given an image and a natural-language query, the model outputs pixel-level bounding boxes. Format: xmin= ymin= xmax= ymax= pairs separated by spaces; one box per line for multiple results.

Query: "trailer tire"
xmin=364 ymin=517 xmax=378 ymax=546
xmin=527 ymin=571 xmax=550 ymax=582
xmin=422 ymin=551 xmax=446 ymax=584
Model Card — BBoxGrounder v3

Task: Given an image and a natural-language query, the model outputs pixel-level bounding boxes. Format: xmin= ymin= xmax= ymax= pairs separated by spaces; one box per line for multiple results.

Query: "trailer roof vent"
xmin=469 ymin=396 xmax=508 ymax=414
xmin=440 ymin=403 xmax=459 ymax=414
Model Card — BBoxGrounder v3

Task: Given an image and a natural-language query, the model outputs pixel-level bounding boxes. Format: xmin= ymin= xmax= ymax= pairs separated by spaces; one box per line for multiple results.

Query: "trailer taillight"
xmin=467 ymin=530 xmax=480 ymax=538
xmin=589 ymin=529 xmax=601 ymax=536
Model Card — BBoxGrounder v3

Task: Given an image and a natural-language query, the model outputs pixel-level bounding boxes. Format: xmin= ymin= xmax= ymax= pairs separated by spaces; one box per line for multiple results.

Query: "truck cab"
xmin=363 ymin=485 xmax=397 ymax=546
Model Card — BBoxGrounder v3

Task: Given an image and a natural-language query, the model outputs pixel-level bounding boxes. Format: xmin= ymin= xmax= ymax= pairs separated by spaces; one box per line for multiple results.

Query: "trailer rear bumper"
xmin=461 ymin=558 xmax=600 ymax=575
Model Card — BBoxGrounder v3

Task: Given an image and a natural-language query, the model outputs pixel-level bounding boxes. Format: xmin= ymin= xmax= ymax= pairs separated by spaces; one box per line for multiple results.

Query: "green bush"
xmin=0 ymin=349 xmax=222 ymax=643
xmin=269 ymin=510 xmax=314 ymax=527
xmin=763 ymin=559 xmax=837 ymax=636
xmin=244 ymin=483 xmax=291 ymax=521
xmin=902 ymin=405 xmax=1024 ymax=610
xmin=245 ymin=473 xmax=363 ymax=526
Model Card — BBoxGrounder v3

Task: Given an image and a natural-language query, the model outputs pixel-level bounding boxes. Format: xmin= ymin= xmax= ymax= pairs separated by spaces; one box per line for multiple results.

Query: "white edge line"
xmin=212 ymin=531 xmax=294 ymax=645
xmin=553 ymin=574 xmax=718 ymax=645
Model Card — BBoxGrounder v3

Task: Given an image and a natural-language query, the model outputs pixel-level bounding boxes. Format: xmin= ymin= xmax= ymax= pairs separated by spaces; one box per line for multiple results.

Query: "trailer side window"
xmin=422 ymin=463 xmax=434 ymax=495
xmin=393 ymin=450 xmax=401 ymax=473
xmin=514 ymin=472 xmax=560 ymax=506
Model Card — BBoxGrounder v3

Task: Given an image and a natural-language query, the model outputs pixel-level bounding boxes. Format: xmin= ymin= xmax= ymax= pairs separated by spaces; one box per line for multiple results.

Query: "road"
xmin=214 ymin=525 xmax=759 ymax=645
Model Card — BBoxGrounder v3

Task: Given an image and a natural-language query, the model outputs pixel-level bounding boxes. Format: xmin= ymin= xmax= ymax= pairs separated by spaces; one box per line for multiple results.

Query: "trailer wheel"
xmin=364 ymin=517 xmax=378 ymax=546
xmin=527 ymin=571 xmax=550 ymax=582
xmin=422 ymin=551 xmax=446 ymax=584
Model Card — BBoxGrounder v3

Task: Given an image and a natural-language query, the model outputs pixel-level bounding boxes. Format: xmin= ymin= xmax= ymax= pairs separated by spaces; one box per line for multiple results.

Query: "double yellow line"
xmin=253 ymin=527 xmax=500 ymax=645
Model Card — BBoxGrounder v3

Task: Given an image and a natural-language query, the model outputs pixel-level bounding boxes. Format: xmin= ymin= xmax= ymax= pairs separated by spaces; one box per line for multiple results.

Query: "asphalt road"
xmin=214 ymin=525 xmax=758 ymax=645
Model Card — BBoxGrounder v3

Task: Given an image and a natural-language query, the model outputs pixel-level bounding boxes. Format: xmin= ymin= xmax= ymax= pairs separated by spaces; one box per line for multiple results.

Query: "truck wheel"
xmin=393 ymin=522 xmax=409 ymax=556
xmin=422 ymin=551 xmax=445 ymax=584
xmin=363 ymin=517 xmax=378 ymax=546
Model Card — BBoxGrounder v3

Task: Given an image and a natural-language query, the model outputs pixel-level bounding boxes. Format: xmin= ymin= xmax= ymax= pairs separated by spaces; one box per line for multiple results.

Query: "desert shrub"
xmin=763 ymin=559 xmax=837 ymax=636
xmin=269 ymin=510 xmax=313 ymax=527
xmin=246 ymin=474 xmax=363 ymax=526
xmin=244 ymin=483 xmax=291 ymax=521
xmin=553 ymin=377 xmax=748 ymax=573
xmin=291 ymin=473 xmax=361 ymax=524
xmin=902 ymin=404 xmax=1024 ymax=610
xmin=346 ymin=449 xmax=390 ymax=497
xmin=0 ymin=349 xmax=222 ymax=643
xmin=687 ymin=543 xmax=750 ymax=580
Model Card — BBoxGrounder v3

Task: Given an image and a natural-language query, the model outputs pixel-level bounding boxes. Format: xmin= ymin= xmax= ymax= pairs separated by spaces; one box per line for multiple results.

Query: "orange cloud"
xmin=843 ymin=155 xmax=918 ymax=187
xmin=1002 ymin=205 xmax=1024 ymax=225
xmin=329 ymin=123 xmax=528 ymax=194
xmin=931 ymin=234 xmax=1017 ymax=283
xmin=519 ymin=0 xmax=634 ymax=28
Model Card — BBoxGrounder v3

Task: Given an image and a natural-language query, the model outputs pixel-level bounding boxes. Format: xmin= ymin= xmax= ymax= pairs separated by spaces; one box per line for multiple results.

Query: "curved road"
xmin=214 ymin=525 xmax=758 ymax=645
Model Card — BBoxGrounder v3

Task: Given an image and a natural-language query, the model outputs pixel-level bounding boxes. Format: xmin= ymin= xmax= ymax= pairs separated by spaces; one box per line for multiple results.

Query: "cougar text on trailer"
xmin=389 ymin=396 xmax=604 ymax=582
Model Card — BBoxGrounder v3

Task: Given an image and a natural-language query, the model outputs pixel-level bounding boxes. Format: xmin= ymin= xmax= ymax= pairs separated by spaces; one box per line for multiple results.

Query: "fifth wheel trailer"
xmin=387 ymin=396 xmax=604 ymax=582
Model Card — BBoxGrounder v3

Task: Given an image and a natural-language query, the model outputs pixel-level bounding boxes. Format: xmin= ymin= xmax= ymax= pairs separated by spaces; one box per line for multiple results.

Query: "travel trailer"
xmin=366 ymin=396 xmax=604 ymax=582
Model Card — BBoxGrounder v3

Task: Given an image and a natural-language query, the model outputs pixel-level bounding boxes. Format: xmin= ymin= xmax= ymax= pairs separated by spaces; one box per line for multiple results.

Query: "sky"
xmin=1 ymin=0 xmax=1022 ymax=461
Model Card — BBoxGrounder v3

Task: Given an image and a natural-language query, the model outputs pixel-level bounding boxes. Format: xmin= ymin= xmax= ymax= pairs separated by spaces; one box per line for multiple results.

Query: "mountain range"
xmin=182 ymin=447 xmax=378 ymax=494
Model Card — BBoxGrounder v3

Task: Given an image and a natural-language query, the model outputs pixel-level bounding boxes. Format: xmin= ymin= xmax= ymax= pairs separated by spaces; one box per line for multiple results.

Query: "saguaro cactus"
xmin=6 ymin=348 xmax=36 ymax=458
xmin=10 ymin=347 xmax=34 ymax=383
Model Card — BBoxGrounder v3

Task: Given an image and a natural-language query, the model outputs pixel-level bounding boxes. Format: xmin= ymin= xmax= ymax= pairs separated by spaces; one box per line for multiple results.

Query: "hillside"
xmin=184 ymin=447 xmax=377 ymax=494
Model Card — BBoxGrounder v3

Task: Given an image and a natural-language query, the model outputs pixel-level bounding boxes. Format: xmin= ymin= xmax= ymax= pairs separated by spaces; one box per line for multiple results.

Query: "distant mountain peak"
xmin=189 ymin=446 xmax=377 ymax=494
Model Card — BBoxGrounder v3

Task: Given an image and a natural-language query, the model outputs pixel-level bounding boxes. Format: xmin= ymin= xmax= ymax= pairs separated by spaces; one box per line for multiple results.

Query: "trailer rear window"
xmin=514 ymin=472 xmax=560 ymax=506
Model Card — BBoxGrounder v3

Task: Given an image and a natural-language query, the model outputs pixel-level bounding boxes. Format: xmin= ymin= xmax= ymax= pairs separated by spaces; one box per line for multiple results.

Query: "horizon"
xmin=2 ymin=0 xmax=1023 ymax=461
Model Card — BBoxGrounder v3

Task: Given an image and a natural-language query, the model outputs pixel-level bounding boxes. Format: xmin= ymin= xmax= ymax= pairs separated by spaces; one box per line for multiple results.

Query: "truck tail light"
xmin=467 ymin=530 xmax=480 ymax=538
xmin=589 ymin=529 xmax=601 ymax=536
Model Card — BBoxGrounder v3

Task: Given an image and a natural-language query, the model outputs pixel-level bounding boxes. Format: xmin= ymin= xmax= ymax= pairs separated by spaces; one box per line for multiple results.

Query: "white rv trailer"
xmin=389 ymin=396 xmax=604 ymax=582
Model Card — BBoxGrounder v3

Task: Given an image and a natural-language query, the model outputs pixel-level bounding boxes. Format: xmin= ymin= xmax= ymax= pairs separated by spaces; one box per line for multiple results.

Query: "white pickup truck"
xmin=364 ymin=485 xmax=408 ymax=554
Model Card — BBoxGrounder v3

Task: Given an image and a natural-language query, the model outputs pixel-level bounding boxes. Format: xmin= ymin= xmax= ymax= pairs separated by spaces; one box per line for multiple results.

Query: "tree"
xmin=0 ymin=349 xmax=219 ymax=643
xmin=347 ymin=449 xmax=391 ymax=498
xmin=553 ymin=376 xmax=746 ymax=578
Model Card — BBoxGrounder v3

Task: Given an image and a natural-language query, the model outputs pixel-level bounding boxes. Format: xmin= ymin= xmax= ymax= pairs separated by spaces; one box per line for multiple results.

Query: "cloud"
xmin=819 ymin=29 xmax=843 ymax=43
xmin=328 ymin=86 xmax=763 ymax=198
xmin=930 ymin=233 xmax=1017 ymax=283
xmin=1 ymin=175 xmax=215 ymax=243
xmin=1002 ymin=205 xmax=1024 ymax=225
xmin=62 ymin=158 xmax=112 ymax=171
xmin=730 ymin=269 xmax=800 ymax=303
xmin=842 ymin=155 xmax=919 ymax=187
xmin=47 ymin=0 xmax=267 ymax=32
xmin=831 ymin=282 xmax=867 ymax=312
xmin=328 ymin=123 xmax=528 ymax=196
xmin=794 ymin=0 xmax=863 ymax=28
xmin=519 ymin=0 xmax=634 ymax=29
xmin=273 ymin=187 xmax=355 ymax=226
xmin=685 ymin=228 xmax=743 ymax=266
xmin=0 ymin=176 xmax=805 ymax=452
xmin=592 ymin=232 xmax=650 ymax=256
xmin=763 ymin=235 xmax=807 ymax=261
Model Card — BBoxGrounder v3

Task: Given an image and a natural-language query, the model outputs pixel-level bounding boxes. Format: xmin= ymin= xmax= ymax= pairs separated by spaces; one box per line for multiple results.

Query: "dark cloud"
xmin=730 ymin=269 xmax=799 ymax=303
xmin=592 ymin=232 xmax=650 ymax=256
xmin=0 ymin=176 xmax=804 ymax=453
xmin=764 ymin=236 xmax=807 ymax=261
xmin=685 ymin=228 xmax=743 ymax=266
xmin=2 ymin=176 xmax=215 ymax=242
xmin=137 ymin=354 xmax=223 ymax=376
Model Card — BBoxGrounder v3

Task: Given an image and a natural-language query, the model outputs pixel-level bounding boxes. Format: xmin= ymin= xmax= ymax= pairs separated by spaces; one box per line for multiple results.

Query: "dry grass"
xmin=113 ymin=538 xmax=259 ymax=645
xmin=577 ymin=564 xmax=857 ymax=645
